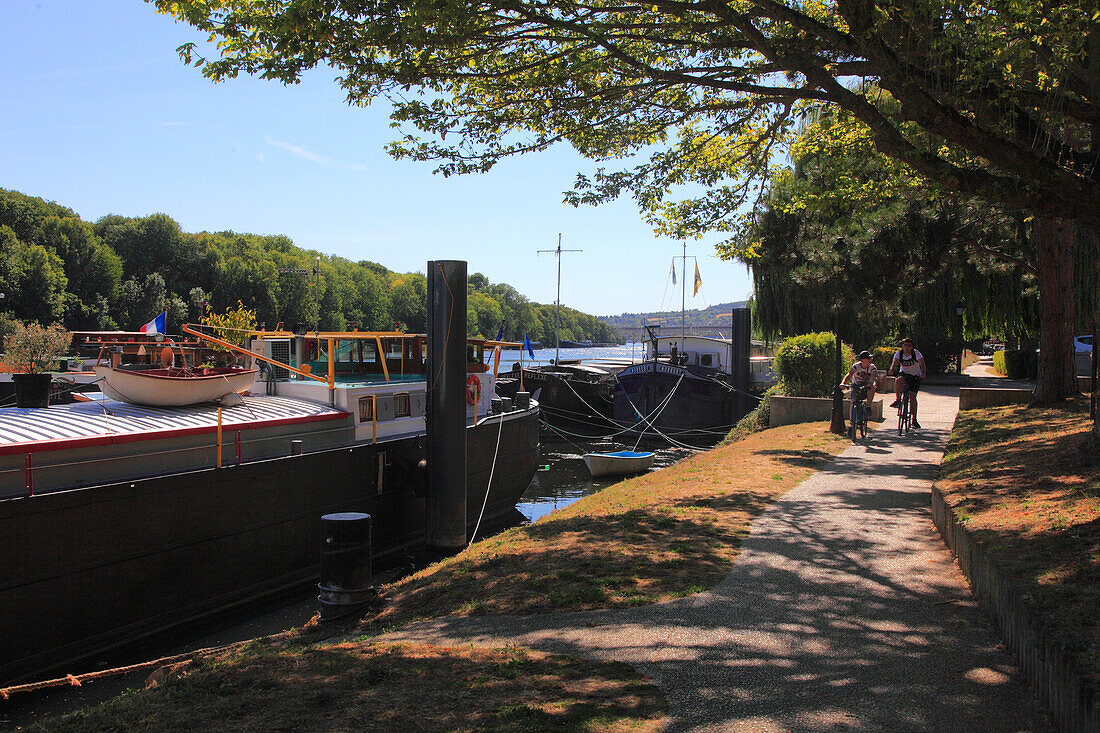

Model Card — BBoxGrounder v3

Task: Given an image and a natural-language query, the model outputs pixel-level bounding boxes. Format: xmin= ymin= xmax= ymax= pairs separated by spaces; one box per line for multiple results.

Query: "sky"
xmin=0 ymin=1 xmax=754 ymax=317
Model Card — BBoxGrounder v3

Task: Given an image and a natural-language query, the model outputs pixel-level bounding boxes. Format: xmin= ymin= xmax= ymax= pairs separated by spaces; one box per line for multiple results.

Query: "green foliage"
xmin=201 ymin=301 xmax=257 ymax=350
xmin=994 ymin=349 xmax=1038 ymax=379
xmin=4 ymin=320 xmax=72 ymax=373
xmin=738 ymin=107 xmax=1048 ymax=366
xmin=0 ymin=225 xmax=68 ymax=325
xmin=772 ymin=333 xmax=855 ymax=398
xmin=871 ymin=347 xmax=897 ymax=370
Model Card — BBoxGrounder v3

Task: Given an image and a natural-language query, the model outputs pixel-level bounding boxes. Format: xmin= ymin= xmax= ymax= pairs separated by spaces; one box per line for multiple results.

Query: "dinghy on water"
xmin=583 ymin=450 xmax=656 ymax=477
xmin=94 ymin=365 xmax=258 ymax=407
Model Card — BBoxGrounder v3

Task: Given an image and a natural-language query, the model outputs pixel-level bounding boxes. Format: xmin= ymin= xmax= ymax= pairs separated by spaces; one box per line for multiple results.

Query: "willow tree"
xmin=155 ymin=0 xmax=1099 ymax=401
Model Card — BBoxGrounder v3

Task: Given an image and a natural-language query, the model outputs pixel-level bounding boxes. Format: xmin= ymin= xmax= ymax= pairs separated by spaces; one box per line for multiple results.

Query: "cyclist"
xmin=840 ymin=350 xmax=878 ymax=411
xmin=889 ymin=338 xmax=926 ymax=429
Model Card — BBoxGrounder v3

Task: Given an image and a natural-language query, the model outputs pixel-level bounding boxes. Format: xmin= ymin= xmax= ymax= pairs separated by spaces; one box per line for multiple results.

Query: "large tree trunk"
xmin=1032 ymin=218 xmax=1078 ymax=405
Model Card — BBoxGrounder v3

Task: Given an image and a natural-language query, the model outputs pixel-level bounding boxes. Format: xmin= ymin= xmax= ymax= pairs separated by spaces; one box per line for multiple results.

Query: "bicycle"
xmin=897 ymin=374 xmax=913 ymax=435
xmin=849 ymin=384 xmax=869 ymax=439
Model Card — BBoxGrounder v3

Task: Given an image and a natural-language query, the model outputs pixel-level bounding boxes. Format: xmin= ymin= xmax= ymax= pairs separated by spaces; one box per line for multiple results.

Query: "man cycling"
xmin=840 ymin=350 xmax=878 ymax=412
xmin=889 ymin=338 xmax=926 ymax=429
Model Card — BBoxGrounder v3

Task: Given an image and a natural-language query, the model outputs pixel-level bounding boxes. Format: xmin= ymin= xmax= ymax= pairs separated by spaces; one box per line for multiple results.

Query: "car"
xmin=1074 ymin=335 xmax=1093 ymax=352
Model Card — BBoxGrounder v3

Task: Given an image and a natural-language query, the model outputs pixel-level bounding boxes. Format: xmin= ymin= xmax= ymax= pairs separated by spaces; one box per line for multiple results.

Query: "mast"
xmin=681 ymin=242 xmax=687 ymax=352
xmin=537 ymin=233 xmax=581 ymax=366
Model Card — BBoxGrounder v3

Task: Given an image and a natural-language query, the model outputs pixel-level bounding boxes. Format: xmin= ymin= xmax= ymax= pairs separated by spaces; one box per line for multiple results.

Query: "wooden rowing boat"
xmin=93 ymin=365 xmax=258 ymax=407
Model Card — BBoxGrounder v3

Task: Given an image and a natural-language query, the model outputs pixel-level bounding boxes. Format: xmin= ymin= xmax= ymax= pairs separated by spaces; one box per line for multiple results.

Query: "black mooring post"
xmin=731 ymin=308 xmax=751 ymax=420
xmin=426 ymin=260 xmax=468 ymax=552
xmin=830 ymin=319 xmax=846 ymax=434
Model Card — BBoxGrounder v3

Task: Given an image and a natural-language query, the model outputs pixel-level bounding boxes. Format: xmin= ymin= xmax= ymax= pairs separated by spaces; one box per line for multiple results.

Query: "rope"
xmin=467 ymin=406 xmax=507 ymax=546
xmin=0 ymin=642 xmax=241 ymax=700
xmin=612 ymin=373 xmax=717 ymax=450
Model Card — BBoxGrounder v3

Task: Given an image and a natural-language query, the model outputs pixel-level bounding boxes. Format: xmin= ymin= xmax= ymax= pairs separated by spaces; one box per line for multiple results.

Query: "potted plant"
xmin=4 ymin=321 xmax=72 ymax=408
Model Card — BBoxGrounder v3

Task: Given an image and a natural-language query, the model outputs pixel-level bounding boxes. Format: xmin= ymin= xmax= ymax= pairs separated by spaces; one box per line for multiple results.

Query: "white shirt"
xmin=847 ymin=360 xmax=877 ymax=385
xmin=893 ymin=348 xmax=924 ymax=376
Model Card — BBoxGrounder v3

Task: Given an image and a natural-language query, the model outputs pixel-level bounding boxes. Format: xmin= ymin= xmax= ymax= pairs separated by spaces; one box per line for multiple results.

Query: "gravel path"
xmin=382 ymin=386 xmax=1050 ymax=731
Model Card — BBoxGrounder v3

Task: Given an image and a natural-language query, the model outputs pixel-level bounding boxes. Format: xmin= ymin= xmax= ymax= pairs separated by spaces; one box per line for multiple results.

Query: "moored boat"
xmin=1 ymin=325 xmax=539 ymax=685
xmin=94 ymin=365 xmax=258 ymax=406
xmin=583 ymin=450 xmax=655 ymax=477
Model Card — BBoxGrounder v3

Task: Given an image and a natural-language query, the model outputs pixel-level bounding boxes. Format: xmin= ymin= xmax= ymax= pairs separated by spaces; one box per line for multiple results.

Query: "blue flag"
xmin=496 ymin=323 xmax=504 ymax=341
xmin=523 ymin=334 xmax=536 ymax=359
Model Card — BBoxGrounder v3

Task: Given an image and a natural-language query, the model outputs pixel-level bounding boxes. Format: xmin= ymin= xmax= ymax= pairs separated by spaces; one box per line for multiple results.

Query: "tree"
xmin=0 ymin=226 xmax=68 ymax=325
xmin=39 ymin=216 xmax=123 ymax=329
xmin=740 ymin=106 xmax=1058 ymax=362
xmin=156 ymin=0 xmax=1098 ymax=400
xmin=115 ymin=273 xmax=168 ymax=331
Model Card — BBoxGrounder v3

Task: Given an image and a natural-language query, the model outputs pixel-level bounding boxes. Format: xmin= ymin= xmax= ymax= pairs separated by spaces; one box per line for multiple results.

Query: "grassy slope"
xmin=362 ymin=423 xmax=852 ymax=631
xmin=938 ymin=396 xmax=1100 ymax=688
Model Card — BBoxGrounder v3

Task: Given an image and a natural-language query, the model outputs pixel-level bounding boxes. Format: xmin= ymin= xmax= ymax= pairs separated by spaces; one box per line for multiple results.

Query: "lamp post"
xmin=954 ymin=302 xmax=966 ymax=374
xmin=830 ymin=237 xmax=848 ymax=435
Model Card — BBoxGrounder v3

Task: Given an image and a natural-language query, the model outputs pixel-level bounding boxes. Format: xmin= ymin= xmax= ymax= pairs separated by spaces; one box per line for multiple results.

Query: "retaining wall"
xmin=769 ymin=396 xmax=883 ymax=428
xmin=932 ymin=486 xmax=1098 ymax=731
xmin=958 ymin=388 xmax=1033 ymax=410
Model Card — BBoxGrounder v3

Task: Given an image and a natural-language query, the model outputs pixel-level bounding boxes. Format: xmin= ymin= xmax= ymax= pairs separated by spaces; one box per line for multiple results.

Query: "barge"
xmin=0 ymin=329 xmax=538 ymax=685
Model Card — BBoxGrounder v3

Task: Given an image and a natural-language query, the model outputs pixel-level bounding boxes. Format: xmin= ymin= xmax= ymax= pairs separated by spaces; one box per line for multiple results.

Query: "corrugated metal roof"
xmin=0 ymin=397 xmax=348 ymax=453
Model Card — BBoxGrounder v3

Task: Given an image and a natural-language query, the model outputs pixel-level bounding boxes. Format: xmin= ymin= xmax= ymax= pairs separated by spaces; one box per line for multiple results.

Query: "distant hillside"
xmin=599 ymin=301 xmax=749 ymax=330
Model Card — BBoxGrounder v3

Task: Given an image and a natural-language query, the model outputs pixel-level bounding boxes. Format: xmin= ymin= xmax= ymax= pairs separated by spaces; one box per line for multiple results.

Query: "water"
xmin=493 ymin=342 xmax=646 ymax=370
xmin=515 ymin=437 xmax=696 ymax=523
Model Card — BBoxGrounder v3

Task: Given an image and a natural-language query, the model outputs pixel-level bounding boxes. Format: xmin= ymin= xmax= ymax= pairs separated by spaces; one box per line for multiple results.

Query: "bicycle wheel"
xmin=897 ymin=393 xmax=906 ymax=435
xmin=858 ymin=403 xmax=867 ymax=439
xmin=849 ymin=400 xmax=858 ymax=438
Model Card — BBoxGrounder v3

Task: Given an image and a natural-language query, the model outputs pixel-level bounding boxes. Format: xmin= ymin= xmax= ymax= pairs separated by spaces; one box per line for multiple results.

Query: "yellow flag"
xmin=693 ymin=262 xmax=702 ymax=295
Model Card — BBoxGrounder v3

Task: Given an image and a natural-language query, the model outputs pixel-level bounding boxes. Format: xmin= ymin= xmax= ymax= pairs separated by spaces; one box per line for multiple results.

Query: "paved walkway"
xmin=382 ymin=387 xmax=1050 ymax=731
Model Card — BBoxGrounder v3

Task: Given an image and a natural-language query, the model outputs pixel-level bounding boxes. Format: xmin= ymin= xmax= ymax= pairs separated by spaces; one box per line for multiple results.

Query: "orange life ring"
xmin=466 ymin=374 xmax=481 ymax=405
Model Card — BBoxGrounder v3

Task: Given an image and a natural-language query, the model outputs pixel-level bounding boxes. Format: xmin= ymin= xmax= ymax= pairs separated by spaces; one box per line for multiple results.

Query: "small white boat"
xmin=583 ymin=450 xmax=656 ymax=477
xmin=94 ymin=365 xmax=258 ymax=407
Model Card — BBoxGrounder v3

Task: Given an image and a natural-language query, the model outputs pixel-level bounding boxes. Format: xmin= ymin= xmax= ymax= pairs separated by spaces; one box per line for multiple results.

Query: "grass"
xmin=938 ymin=396 xmax=1100 ymax=688
xmin=38 ymin=639 xmax=665 ymax=732
xmin=358 ymin=422 xmax=851 ymax=631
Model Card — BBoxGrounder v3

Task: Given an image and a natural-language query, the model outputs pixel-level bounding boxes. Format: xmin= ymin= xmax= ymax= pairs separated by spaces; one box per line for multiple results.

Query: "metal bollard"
xmin=290 ymin=439 xmax=303 ymax=456
xmin=515 ymin=391 xmax=530 ymax=409
xmin=491 ymin=397 xmax=504 ymax=414
xmin=318 ymin=512 xmax=374 ymax=621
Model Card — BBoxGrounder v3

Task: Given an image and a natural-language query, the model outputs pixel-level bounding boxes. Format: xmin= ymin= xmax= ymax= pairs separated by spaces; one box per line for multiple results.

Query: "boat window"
xmin=394 ymin=393 xmax=410 ymax=417
xmin=358 ymin=396 xmax=374 ymax=422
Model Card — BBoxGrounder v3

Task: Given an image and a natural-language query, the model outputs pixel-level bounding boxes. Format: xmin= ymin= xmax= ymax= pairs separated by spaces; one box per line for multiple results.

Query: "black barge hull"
xmin=0 ymin=408 xmax=538 ymax=685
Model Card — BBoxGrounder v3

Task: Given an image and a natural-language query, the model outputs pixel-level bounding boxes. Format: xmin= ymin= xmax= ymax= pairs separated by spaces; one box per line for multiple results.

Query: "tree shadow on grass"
xmin=371 ymin=505 xmax=771 ymax=628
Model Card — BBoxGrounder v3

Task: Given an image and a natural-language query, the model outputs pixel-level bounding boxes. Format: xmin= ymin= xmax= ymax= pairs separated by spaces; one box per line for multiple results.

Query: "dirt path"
xmin=381 ymin=387 xmax=1050 ymax=731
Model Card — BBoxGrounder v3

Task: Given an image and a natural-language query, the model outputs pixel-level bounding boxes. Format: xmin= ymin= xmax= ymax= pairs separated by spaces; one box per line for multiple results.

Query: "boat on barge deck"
xmin=0 ymin=328 xmax=538 ymax=685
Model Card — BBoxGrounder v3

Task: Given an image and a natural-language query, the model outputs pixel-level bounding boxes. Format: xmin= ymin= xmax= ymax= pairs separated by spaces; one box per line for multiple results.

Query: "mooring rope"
xmin=0 ymin=641 xmax=242 ymax=700
xmin=467 ymin=406 xmax=508 ymax=546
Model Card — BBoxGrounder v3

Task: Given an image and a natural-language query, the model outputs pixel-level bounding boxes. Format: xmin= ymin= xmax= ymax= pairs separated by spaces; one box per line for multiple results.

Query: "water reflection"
xmin=516 ymin=438 xmax=696 ymax=523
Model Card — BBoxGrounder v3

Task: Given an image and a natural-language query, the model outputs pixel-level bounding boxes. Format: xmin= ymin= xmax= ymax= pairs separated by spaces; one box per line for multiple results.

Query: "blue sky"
xmin=0 ymin=1 xmax=753 ymax=317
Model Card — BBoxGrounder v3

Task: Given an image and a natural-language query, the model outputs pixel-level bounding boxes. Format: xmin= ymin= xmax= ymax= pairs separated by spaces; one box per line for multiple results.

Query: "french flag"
xmin=140 ymin=311 xmax=167 ymax=335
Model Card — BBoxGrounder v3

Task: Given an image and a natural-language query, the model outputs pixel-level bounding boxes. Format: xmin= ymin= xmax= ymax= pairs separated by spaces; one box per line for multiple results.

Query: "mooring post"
xmin=731 ymin=307 xmax=751 ymax=420
xmin=426 ymin=260 xmax=468 ymax=552
xmin=317 ymin=512 xmax=374 ymax=621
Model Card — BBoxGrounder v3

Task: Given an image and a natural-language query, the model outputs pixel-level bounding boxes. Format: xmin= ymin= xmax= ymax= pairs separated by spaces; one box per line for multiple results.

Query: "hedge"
xmin=772 ymin=332 xmax=856 ymax=397
xmin=872 ymin=346 xmax=897 ymax=370
xmin=993 ymin=349 xmax=1038 ymax=379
